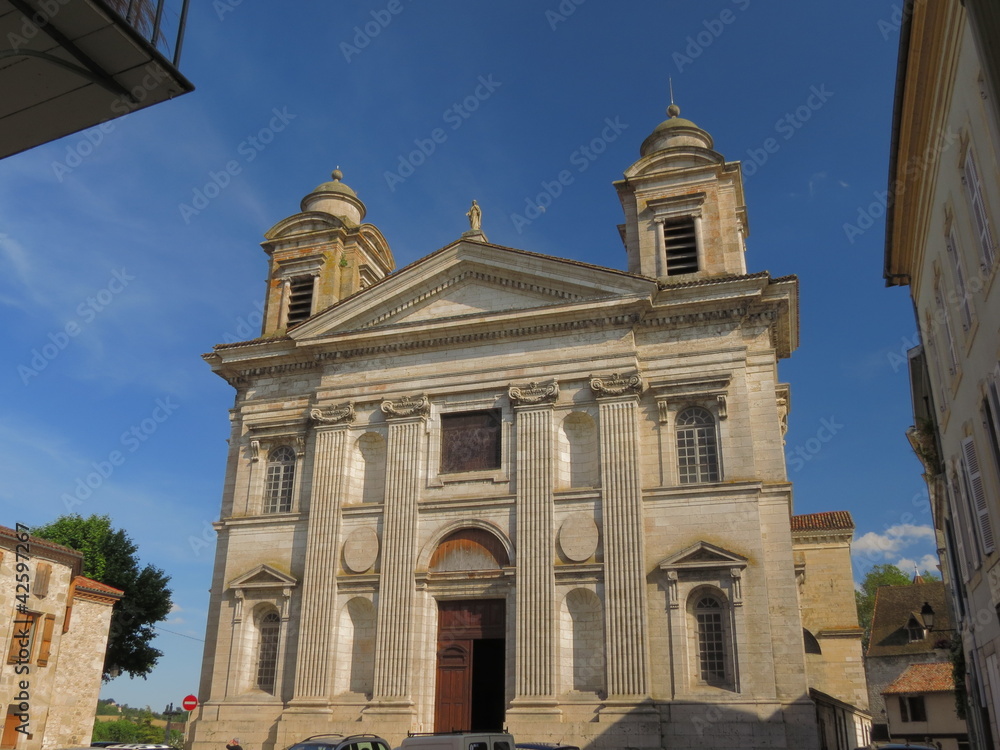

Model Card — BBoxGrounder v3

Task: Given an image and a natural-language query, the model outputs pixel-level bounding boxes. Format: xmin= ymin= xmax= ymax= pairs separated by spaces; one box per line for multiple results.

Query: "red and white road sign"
xmin=182 ymin=695 xmax=198 ymax=711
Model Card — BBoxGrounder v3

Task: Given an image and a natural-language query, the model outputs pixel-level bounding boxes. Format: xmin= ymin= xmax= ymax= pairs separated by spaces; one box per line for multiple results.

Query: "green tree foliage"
xmin=33 ymin=514 xmax=172 ymax=680
xmin=855 ymin=564 xmax=914 ymax=652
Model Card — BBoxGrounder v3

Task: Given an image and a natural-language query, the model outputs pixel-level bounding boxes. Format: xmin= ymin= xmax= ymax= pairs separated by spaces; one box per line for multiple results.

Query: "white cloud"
xmin=895 ymin=553 xmax=940 ymax=576
xmin=853 ymin=523 xmax=935 ymax=558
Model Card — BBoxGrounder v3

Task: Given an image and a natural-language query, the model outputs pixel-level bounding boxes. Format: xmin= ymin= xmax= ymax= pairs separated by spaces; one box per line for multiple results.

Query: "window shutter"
xmin=34 ymin=562 xmax=51 ymax=598
xmin=7 ymin=612 xmax=37 ymax=664
xmin=36 ymin=615 xmax=55 ymax=666
xmin=948 ymin=476 xmax=974 ymax=581
xmin=962 ymin=436 xmax=995 ymax=554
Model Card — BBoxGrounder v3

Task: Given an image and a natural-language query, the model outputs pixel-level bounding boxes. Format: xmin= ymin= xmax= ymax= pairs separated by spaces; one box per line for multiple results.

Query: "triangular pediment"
xmin=658 ymin=541 xmax=748 ymax=571
xmin=228 ymin=564 xmax=297 ymax=591
xmin=291 ymin=239 xmax=655 ymax=340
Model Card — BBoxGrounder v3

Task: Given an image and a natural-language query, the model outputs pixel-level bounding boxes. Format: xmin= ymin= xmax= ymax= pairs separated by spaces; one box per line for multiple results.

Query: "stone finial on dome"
xmin=300 ymin=166 xmax=367 ymax=224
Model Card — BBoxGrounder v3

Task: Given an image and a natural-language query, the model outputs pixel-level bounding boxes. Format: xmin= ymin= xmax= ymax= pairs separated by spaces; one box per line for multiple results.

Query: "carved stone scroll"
xmin=380 ymin=394 xmax=430 ymax=419
xmin=590 ymin=371 xmax=644 ymax=398
xmin=310 ymin=402 xmax=355 ymax=425
xmin=508 ymin=380 xmax=559 ymax=406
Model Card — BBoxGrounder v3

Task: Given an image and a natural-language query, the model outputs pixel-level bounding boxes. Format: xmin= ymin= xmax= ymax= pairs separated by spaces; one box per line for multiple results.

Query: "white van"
xmin=400 ymin=733 xmax=515 ymax=750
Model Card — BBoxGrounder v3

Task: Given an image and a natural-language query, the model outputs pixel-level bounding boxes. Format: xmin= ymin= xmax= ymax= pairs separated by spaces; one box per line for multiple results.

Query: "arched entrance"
xmin=430 ymin=529 xmax=509 ymax=732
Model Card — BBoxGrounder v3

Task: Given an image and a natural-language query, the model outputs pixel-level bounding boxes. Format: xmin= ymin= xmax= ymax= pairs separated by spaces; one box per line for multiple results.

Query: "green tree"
xmin=33 ymin=514 xmax=172 ymax=680
xmin=855 ymin=563 xmax=913 ymax=652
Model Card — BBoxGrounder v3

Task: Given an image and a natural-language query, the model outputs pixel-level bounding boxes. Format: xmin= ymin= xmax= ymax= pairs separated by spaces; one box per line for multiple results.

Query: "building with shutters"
xmin=189 ymin=103 xmax=867 ymax=750
xmin=0 ymin=525 xmax=123 ymax=750
xmin=883 ymin=1 xmax=1000 ymax=748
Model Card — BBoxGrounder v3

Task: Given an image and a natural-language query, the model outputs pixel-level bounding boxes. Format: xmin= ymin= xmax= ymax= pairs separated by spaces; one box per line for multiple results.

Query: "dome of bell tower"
xmin=639 ymin=103 xmax=714 ymax=156
xmin=300 ymin=168 xmax=367 ymax=225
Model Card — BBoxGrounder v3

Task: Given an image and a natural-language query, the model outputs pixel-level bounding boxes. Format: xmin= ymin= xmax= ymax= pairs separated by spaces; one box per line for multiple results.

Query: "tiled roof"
xmin=791 ymin=511 xmax=854 ymax=532
xmin=883 ymin=662 xmax=955 ymax=694
xmin=867 ymin=581 xmax=952 ymax=658
xmin=74 ymin=576 xmax=124 ymax=596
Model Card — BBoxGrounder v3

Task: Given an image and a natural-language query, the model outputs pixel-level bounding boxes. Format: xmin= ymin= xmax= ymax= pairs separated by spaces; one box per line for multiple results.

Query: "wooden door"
xmin=434 ymin=642 xmax=471 ymax=732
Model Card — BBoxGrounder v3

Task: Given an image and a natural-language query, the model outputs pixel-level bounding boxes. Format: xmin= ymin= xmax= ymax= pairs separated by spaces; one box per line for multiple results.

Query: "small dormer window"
xmin=907 ymin=619 xmax=927 ymax=643
xmin=664 ymin=217 xmax=699 ymax=275
xmin=286 ymin=276 xmax=315 ymax=326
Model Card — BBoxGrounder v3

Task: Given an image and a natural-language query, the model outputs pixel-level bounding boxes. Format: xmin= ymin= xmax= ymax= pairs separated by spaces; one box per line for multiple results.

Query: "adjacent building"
xmin=883 ymin=0 xmax=1000 ymax=747
xmin=865 ymin=580 xmax=965 ymax=747
xmin=190 ymin=103 xmax=866 ymax=750
xmin=0 ymin=525 xmax=123 ymax=750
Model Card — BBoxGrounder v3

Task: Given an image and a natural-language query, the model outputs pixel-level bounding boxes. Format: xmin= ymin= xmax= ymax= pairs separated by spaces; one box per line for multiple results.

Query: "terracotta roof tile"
xmin=74 ymin=576 xmax=124 ymax=597
xmin=883 ymin=662 xmax=955 ymax=694
xmin=791 ymin=511 xmax=855 ymax=532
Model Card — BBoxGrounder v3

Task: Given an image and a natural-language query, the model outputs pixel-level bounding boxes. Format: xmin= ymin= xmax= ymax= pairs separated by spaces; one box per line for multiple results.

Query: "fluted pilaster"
xmin=513 ymin=404 xmax=556 ymax=698
xmin=292 ymin=425 xmax=349 ymax=701
xmin=372 ymin=415 xmax=423 ymax=700
xmin=597 ymin=396 xmax=649 ymax=697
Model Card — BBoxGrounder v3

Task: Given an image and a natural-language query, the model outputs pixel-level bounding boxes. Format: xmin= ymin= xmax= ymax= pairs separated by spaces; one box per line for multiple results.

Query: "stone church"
xmin=189 ymin=105 xmax=867 ymax=750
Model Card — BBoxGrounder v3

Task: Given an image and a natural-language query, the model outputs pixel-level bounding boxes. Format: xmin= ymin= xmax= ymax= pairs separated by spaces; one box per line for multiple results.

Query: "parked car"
xmin=286 ymin=734 xmax=392 ymax=750
xmin=401 ymin=733 xmax=515 ymax=750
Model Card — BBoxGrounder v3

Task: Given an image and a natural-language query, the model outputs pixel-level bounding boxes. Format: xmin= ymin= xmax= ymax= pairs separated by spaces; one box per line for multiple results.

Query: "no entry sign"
xmin=182 ymin=695 xmax=198 ymax=711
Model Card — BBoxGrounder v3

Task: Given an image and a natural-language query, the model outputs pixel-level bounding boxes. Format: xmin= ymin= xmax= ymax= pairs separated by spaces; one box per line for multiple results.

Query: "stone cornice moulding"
xmin=508 ymin=379 xmax=560 ymax=406
xmin=590 ymin=371 xmax=644 ymax=398
xmin=309 ymin=402 xmax=355 ymax=426
xmin=246 ymin=420 xmax=308 ymax=461
xmin=381 ymin=394 xmax=430 ymax=419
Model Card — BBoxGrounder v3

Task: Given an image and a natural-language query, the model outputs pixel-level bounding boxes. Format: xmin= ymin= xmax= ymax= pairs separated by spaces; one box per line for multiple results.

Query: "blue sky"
xmin=0 ymin=0 xmax=933 ymax=712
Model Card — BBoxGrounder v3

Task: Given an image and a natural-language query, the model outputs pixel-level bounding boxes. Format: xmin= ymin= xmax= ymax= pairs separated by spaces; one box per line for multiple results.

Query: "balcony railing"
xmin=104 ymin=0 xmax=191 ymax=68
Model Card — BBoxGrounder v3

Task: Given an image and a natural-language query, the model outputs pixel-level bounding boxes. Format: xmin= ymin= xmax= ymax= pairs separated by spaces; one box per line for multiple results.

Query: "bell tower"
xmin=615 ymin=104 xmax=749 ymax=280
xmin=258 ymin=169 xmax=395 ymax=336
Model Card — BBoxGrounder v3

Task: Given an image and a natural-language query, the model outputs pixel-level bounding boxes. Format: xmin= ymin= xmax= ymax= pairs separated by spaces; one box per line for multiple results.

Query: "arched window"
xmin=694 ymin=595 xmax=726 ymax=684
xmin=676 ymin=407 xmax=720 ymax=483
xmin=264 ymin=446 xmax=295 ymax=513
xmin=256 ymin=612 xmax=281 ymax=693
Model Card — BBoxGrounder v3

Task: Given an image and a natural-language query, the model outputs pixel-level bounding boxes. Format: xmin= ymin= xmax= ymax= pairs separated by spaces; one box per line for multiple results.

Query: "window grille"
xmin=256 ymin=612 xmax=280 ymax=693
xmin=664 ymin=217 xmax=699 ymax=275
xmin=264 ymin=445 xmax=296 ymax=513
xmin=676 ymin=407 xmax=720 ymax=483
xmin=441 ymin=410 xmax=501 ymax=473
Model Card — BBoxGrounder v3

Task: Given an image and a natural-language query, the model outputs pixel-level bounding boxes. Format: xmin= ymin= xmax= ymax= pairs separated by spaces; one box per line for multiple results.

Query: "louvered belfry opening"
xmin=286 ymin=276 xmax=315 ymax=326
xmin=664 ymin=217 xmax=699 ymax=275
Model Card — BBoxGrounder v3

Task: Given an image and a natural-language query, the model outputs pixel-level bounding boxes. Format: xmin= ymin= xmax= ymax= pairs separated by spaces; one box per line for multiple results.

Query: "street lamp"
xmin=921 ymin=601 xmax=935 ymax=631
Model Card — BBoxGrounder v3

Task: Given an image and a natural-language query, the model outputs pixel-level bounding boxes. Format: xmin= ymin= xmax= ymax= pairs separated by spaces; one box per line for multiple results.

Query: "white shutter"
xmin=945 ymin=481 xmax=972 ymax=583
xmin=949 ymin=477 xmax=974 ymax=582
xmin=963 ymin=436 xmax=996 ymax=554
xmin=946 ymin=230 xmax=972 ymax=330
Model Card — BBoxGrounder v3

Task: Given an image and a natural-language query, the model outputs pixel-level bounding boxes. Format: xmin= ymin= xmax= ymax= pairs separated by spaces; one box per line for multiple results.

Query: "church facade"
xmin=190 ymin=106 xmax=859 ymax=749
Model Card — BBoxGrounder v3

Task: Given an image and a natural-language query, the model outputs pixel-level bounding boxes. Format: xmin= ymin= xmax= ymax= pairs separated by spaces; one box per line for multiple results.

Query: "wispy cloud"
xmin=853 ymin=523 xmax=935 ymax=558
